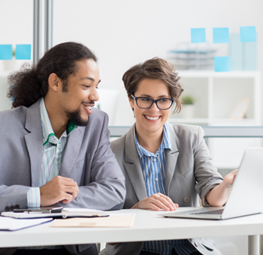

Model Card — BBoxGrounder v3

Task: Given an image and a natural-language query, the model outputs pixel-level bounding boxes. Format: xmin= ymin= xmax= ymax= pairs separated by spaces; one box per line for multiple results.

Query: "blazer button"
xmin=184 ymin=197 xmax=190 ymax=203
xmin=194 ymin=241 xmax=198 ymax=247
xmin=5 ymin=206 xmax=10 ymax=211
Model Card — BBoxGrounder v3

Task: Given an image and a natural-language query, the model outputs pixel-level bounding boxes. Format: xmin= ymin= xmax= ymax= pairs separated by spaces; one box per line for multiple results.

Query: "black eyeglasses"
xmin=131 ymin=95 xmax=174 ymax=110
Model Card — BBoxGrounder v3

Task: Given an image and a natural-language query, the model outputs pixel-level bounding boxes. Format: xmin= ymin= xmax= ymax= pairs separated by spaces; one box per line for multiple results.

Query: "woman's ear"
xmin=128 ymin=94 xmax=135 ymax=110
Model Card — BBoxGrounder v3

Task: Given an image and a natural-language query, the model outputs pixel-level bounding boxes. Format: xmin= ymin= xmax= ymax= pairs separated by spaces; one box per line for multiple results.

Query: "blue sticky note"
xmin=214 ymin=56 xmax=231 ymax=72
xmin=240 ymin=26 xmax=257 ymax=42
xmin=15 ymin=44 xmax=31 ymax=60
xmin=191 ymin=28 xmax=206 ymax=43
xmin=230 ymin=33 xmax=244 ymax=70
xmin=213 ymin=27 xmax=229 ymax=43
xmin=244 ymin=41 xmax=257 ymax=70
xmin=0 ymin=44 xmax=13 ymax=60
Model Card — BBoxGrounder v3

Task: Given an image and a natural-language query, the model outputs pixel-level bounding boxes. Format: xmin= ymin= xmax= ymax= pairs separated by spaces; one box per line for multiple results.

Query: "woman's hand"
xmin=131 ymin=193 xmax=178 ymax=211
xmin=206 ymin=169 xmax=238 ymax=207
xmin=222 ymin=169 xmax=238 ymax=187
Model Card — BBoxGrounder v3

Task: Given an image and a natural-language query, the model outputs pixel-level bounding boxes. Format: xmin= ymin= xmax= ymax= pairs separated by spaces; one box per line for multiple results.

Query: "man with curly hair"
xmin=0 ymin=42 xmax=125 ymax=255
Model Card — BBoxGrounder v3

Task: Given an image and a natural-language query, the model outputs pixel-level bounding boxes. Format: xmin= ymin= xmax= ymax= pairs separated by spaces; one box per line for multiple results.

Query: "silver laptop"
xmin=163 ymin=148 xmax=263 ymax=220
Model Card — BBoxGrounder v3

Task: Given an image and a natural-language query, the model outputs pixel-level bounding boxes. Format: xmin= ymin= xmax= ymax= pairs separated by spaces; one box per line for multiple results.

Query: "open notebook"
xmin=1 ymin=208 xmax=109 ymax=219
xmin=0 ymin=217 xmax=52 ymax=231
xmin=163 ymin=148 xmax=263 ymax=220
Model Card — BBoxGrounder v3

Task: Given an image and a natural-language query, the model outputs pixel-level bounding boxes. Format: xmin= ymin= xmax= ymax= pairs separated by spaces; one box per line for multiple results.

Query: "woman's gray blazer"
xmin=101 ymin=123 xmax=223 ymax=255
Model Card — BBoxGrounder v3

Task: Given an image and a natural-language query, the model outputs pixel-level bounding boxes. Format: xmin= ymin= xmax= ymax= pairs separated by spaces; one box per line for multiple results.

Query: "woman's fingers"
xmin=151 ymin=193 xmax=177 ymax=211
xmin=133 ymin=193 xmax=178 ymax=211
xmin=223 ymin=169 xmax=238 ymax=186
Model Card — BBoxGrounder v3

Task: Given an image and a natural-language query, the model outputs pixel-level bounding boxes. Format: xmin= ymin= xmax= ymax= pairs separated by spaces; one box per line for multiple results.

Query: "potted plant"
xmin=181 ymin=95 xmax=195 ymax=118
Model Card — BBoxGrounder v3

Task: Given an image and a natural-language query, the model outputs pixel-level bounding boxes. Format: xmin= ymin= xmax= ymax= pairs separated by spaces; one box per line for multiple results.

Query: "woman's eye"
xmin=142 ymin=98 xmax=151 ymax=102
xmin=159 ymin=99 xmax=168 ymax=103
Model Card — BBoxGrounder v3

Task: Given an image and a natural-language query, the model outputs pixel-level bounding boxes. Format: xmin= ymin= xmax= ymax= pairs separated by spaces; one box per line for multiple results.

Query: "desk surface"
xmin=1 ymin=208 xmax=263 ymax=248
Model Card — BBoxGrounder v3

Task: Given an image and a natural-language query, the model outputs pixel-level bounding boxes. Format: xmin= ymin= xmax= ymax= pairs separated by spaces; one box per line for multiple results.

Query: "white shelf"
xmin=169 ymin=118 xmax=209 ymax=124
xmin=177 ymin=70 xmax=260 ymax=78
xmin=169 ymin=118 xmax=258 ymax=125
xmin=172 ymin=71 xmax=262 ymax=170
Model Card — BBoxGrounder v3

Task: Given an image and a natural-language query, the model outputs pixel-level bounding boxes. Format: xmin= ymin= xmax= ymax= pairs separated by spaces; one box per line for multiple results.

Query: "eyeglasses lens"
xmin=137 ymin=98 xmax=172 ymax=110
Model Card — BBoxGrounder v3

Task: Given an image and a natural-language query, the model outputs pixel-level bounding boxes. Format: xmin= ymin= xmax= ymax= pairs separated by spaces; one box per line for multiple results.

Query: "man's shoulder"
xmin=78 ymin=108 xmax=109 ymax=139
xmin=0 ymin=106 xmax=28 ymax=122
xmin=89 ymin=108 xmax=108 ymax=122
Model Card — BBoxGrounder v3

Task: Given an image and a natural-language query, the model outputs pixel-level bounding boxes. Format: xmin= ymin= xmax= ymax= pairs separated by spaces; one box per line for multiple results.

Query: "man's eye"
xmin=82 ymin=85 xmax=90 ymax=88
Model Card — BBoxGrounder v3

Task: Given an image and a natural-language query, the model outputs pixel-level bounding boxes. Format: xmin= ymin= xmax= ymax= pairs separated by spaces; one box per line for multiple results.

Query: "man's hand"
xmin=131 ymin=193 xmax=178 ymax=211
xmin=40 ymin=176 xmax=79 ymax=206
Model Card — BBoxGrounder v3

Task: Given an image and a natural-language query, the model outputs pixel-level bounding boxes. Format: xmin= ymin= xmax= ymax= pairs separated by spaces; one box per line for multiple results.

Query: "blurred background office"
xmin=1 ymin=0 xmax=263 ymax=170
xmin=0 ymin=1 xmax=263 ymax=253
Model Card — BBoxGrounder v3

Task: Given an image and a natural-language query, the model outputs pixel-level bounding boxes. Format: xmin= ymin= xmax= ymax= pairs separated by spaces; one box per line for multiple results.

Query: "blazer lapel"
xmin=124 ymin=127 xmax=147 ymax=201
xmin=60 ymin=127 xmax=85 ymax=177
xmin=165 ymin=123 xmax=179 ymax=196
xmin=24 ymin=100 xmax=43 ymax=187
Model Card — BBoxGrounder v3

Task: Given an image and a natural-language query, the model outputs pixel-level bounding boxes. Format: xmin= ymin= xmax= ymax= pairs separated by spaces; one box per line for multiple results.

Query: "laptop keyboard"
xmin=190 ymin=209 xmax=224 ymax=215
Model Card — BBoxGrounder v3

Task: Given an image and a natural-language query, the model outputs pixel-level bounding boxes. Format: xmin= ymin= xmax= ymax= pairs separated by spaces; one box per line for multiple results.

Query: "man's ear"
xmin=48 ymin=73 xmax=61 ymax=92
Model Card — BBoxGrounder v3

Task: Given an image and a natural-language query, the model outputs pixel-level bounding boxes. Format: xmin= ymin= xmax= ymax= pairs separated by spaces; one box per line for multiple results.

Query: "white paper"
xmin=0 ymin=216 xmax=53 ymax=231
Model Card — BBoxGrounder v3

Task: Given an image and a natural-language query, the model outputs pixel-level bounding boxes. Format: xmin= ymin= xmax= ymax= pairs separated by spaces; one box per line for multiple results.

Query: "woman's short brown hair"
xmin=122 ymin=57 xmax=183 ymax=113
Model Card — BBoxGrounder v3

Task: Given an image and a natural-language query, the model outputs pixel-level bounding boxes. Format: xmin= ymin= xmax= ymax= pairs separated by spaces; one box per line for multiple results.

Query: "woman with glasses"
xmin=101 ymin=58 xmax=237 ymax=255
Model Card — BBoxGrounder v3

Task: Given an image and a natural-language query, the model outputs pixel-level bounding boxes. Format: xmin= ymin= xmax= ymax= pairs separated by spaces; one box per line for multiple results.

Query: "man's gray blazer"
xmin=101 ymin=123 xmax=223 ymax=255
xmin=0 ymin=100 xmax=126 ymax=255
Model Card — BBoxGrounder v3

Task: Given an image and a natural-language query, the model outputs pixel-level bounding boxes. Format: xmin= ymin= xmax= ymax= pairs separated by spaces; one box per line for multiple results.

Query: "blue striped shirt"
xmin=134 ymin=122 xmax=196 ymax=255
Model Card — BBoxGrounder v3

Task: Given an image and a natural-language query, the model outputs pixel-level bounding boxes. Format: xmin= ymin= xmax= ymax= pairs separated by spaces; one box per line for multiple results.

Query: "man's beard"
xmin=66 ymin=108 xmax=88 ymax=126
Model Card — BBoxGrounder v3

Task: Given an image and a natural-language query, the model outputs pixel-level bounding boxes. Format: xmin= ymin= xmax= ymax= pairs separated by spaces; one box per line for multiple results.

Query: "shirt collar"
xmin=134 ymin=122 xmax=172 ymax=158
xmin=39 ymin=98 xmax=77 ymax=146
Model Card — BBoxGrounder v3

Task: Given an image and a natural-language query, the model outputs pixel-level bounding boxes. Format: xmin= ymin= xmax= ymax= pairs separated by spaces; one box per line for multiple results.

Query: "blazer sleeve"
xmin=0 ymin=185 xmax=30 ymax=212
xmin=193 ymin=126 xmax=223 ymax=206
xmin=0 ymin=109 xmax=33 ymax=212
xmin=59 ymin=113 xmax=126 ymax=211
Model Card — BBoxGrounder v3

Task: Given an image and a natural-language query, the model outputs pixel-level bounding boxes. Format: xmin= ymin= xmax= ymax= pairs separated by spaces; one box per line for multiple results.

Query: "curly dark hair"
xmin=8 ymin=42 xmax=97 ymax=108
xmin=122 ymin=57 xmax=183 ymax=113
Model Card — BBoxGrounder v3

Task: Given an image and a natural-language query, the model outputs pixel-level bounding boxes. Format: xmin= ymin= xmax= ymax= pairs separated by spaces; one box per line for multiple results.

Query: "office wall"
xmin=52 ymin=0 xmax=263 ymax=125
xmin=0 ymin=0 xmax=262 ymax=124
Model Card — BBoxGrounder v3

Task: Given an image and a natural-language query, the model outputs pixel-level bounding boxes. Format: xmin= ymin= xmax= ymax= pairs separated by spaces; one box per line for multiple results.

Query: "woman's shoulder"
xmin=168 ymin=122 xmax=204 ymax=138
xmin=110 ymin=130 xmax=131 ymax=158
xmin=111 ymin=135 xmax=126 ymax=150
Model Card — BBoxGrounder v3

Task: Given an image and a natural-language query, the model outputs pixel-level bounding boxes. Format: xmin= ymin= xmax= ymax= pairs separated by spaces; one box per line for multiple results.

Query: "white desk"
xmin=0 ymin=208 xmax=262 ymax=254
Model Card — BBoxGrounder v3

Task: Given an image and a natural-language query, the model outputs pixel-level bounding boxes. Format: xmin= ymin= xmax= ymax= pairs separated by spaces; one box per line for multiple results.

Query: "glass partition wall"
xmin=0 ymin=0 xmax=33 ymax=110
